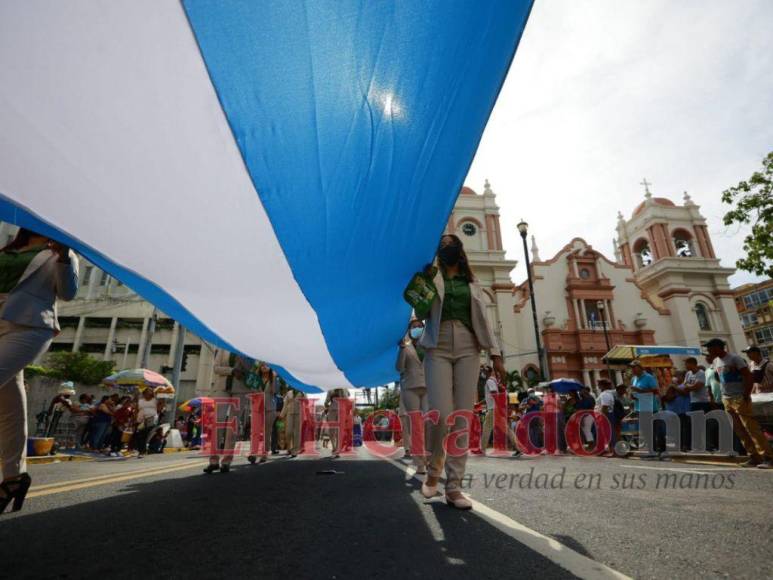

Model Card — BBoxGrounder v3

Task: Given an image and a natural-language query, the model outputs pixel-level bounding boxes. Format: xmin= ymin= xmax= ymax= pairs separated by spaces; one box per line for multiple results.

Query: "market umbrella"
xmin=546 ymin=378 xmax=584 ymax=394
xmin=103 ymin=368 xmax=173 ymax=391
xmin=178 ymin=398 xmax=204 ymax=413
xmin=0 ymin=1 xmax=534 ymax=392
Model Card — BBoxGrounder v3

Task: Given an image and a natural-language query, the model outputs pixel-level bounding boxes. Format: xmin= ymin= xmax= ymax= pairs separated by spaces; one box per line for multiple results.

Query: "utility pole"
xmin=517 ymin=220 xmax=549 ymax=381
xmin=169 ymin=323 xmax=186 ymax=418
xmin=139 ymin=307 xmax=158 ymax=369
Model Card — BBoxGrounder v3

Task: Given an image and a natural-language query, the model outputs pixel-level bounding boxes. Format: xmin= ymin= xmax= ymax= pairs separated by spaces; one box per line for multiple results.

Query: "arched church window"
xmin=695 ymin=302 xmax=711 ymax=331
xmin=523 ymin=365 xmax=539 ymax=385
xmin=673 ymin=230 xmax=696 ymax=257
xmin=633 ymin=239 xmax=653 ymax=268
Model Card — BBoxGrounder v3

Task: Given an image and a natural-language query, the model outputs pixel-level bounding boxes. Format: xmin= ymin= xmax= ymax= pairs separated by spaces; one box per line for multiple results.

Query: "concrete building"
xmin=734 ymin=279 xmax=773 ymax=357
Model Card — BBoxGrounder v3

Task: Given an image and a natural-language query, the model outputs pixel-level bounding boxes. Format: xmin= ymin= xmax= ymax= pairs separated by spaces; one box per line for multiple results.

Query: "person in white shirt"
xmin=745 ymin=346 xmax=772 ymax=394
xmin=682 ymin=357 xmax=709 ymax=414
xmin=595 ymin=379 xmax=616 ymax=456
xmin=480 ymin=366 xmax=518 ymax=456
xmin=134 ymin=388 xmax=159 ymax=458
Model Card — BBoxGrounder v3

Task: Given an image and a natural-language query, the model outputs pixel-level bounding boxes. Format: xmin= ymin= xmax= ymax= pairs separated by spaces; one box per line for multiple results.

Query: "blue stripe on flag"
xmin=183 ymin=0 xmax=533 ymax=387
xmin=0 ymin=197 xmax=321 ymax=393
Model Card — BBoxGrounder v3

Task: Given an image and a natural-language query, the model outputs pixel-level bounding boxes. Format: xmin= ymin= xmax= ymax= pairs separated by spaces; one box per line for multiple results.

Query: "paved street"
xmin=1 ymin=449 xmax=771 ymax=579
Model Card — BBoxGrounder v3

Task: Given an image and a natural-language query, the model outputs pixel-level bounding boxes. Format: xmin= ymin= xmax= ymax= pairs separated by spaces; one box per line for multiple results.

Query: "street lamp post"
xmin=517 ymin=220 xmax=548 ymax=381
xmin=596 ymin=300 xmax=614 ymax=383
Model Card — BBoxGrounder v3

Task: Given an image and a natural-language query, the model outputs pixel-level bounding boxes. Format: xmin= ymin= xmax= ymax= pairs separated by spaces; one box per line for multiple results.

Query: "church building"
xmin=448 ymin=182 xmax=747 ymax=387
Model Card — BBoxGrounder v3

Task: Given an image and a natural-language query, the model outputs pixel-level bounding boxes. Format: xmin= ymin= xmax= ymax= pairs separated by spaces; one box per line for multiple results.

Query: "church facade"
xmin=448 ymin=183 xmax=747 ymax=387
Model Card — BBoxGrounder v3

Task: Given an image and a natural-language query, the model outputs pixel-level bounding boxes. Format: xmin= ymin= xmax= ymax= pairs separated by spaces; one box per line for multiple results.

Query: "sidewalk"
xmin=27 ymin=447 xmax=197 ymax=464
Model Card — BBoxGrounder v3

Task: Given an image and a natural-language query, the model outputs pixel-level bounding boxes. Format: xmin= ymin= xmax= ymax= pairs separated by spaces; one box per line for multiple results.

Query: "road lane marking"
xmin=28 ymin=460 xmax=201 ymax=492
xmin=384 ymin=457 xmax=631 ymax=580
xmin=27 ymin=462 xmax=209 ymax=498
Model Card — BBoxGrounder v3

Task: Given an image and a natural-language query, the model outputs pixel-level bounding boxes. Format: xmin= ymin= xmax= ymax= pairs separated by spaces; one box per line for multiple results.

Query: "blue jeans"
xmin=90 ymin=422 xmax=110 ymax=450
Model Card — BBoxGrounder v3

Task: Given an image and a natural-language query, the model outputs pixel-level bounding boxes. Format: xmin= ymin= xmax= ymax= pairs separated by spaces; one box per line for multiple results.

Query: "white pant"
xmin=0 ymin=319 xmax=54 ymax=479
xmin=400 ymin=386 xmax=429 ymax=468
xmin=425 ymin=321 xmax=480 ymax=491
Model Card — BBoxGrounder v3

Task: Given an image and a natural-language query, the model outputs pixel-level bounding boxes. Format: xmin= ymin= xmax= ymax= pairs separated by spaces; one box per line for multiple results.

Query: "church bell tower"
xmin=614 ymin=181 xmax=746 ymax=352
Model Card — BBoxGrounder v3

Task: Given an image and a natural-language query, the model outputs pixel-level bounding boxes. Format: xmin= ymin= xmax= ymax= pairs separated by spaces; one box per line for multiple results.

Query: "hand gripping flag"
xmin=0 ymin=0 xmax=533 ymax=391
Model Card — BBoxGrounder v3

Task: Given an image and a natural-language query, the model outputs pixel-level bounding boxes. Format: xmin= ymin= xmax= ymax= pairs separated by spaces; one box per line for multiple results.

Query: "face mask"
xmin=409 ymin=327 xmax=424 ymax=340
xmin=438 ymin=243 xmax=461 ymax=266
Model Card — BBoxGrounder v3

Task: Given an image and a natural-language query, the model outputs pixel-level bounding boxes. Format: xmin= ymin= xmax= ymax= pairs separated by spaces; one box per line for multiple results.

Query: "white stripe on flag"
xmin=0 ymin=0 xmax=351 ymax=389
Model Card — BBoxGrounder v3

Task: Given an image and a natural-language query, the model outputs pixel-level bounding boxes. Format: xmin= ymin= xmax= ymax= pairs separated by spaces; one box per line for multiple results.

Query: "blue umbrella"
xmin=547 ymin=378 xmax=584 ymax=394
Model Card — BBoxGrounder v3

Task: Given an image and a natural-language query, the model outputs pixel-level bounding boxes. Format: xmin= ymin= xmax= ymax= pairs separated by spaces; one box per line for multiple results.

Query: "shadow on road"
xmin=0 ymin=459 xmax=576 ymax=579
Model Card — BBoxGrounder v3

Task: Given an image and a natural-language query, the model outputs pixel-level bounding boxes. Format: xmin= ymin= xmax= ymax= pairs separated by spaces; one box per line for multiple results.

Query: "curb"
xmin=630 ymin=452 xmax=744 ymax=465
xmin=28 ymin=454 xmax=95 ymax=465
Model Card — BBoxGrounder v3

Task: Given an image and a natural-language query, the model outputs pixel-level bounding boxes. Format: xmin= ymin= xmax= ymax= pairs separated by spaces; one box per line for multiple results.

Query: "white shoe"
xmin=445 ymin=492 xmax=473 ymax=510
xmin=421 ymin=481 xmax=438 ymax=499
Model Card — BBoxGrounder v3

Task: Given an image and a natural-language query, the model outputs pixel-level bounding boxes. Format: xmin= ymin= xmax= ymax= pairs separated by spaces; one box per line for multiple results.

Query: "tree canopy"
xmin=721 ymin=151 xmax=773 ymax=278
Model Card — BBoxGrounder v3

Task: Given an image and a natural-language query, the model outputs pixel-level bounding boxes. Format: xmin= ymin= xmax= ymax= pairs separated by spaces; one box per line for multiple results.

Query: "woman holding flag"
xmin=412 ymin=234 xmax=505 ymax=510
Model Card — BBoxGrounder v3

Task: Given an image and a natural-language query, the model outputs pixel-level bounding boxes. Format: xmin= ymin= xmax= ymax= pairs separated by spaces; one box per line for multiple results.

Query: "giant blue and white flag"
xmin=0 ymin=0 xmax=533 ymax=391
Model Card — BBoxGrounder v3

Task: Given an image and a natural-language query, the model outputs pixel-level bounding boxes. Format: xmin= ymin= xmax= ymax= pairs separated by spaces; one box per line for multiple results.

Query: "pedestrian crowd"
xmin=43 ymin=385 xmax=170 ymax=457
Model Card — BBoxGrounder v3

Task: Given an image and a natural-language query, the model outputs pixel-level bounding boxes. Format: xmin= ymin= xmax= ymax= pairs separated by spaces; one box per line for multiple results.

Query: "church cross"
xmin=640 ymin=178 xmax=652 ymax=196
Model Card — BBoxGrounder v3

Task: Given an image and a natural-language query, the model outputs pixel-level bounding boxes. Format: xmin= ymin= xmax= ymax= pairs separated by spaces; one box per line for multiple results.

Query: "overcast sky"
xmin=465 ymin=0 xmax=773 ymax=288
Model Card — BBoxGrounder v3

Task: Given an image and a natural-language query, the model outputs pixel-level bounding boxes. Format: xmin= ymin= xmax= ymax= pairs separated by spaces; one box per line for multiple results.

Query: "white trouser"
xmin=401 ymin=386 xmax=429 ymax=468
xmin=0 ymin=319 xmax=54 ymax=479
xmin=425 ymin=321 xmax=480 ymax=491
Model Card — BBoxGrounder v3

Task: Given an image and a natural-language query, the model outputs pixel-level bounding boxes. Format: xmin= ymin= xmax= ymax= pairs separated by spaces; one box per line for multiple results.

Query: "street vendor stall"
xmin=604 ymin=345 xmax=702 ymax=391
xmin=605 ymin=345 xmax=701 ymax=451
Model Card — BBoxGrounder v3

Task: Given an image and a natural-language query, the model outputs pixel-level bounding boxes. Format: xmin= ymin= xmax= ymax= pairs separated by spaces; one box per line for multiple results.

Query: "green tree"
xmin=721 ymin=151 xmax=773 ymax=277
xmin=44 ymin=351 xmax=116 ymax=385
xmin=375 ymin=386 xmax=400 ymax=410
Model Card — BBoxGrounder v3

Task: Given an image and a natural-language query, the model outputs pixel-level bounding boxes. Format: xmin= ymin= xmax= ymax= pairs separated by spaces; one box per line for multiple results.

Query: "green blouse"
xmin=0 ymin=246 xmax=46 ymax=293
xmin=441 ymin=275 xmax=473 ymax=331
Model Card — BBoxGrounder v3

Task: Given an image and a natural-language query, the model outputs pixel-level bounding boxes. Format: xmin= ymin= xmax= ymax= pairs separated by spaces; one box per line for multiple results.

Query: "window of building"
xmin=672 ymin=230 xmax=696 ymax=257
xmin=183 ymin=344 xmax=202 ymax=356
xmin=741 ymin=312 xmax=759 ymax=327
xmin=116 ymin=318 xmax=145 ymax=330
xmin=84 ymin=317 xmax=113 ymax=329
xmin=743 ymin=288 xmax=773 ymax=309
xmin=523 ymin=366 xmax=540 ymax=385
xmin=755 ymin=326 xmax=773 ymax=344
xmin=579 ymin=268 xmax=591 ymax=280
xmin=155 ymin=318 xmax=176 ymax=331
xmin=584 ymin=300 xmax=605 ymax=328
xmin=82 ymin=265 xmax=93 ymax=286
xmin=461 ymin=222 xmax=477 ymax=237
xmin=49 ymin=342 xmax=74 ymax=353
xmin=150 ymin=344 xmax=171 ymax=355
xmin=58 ymin=317 xmax=80 ymax=329
xmin=98 ymin=271 xmax=109 ymax=286
xmin=79 ymin=343 xmax=106 ymax=354
xmin=695 ymin=302 xmax=711 ymax=331
xmin=633 ymin=239 xmax=652 ymax=268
